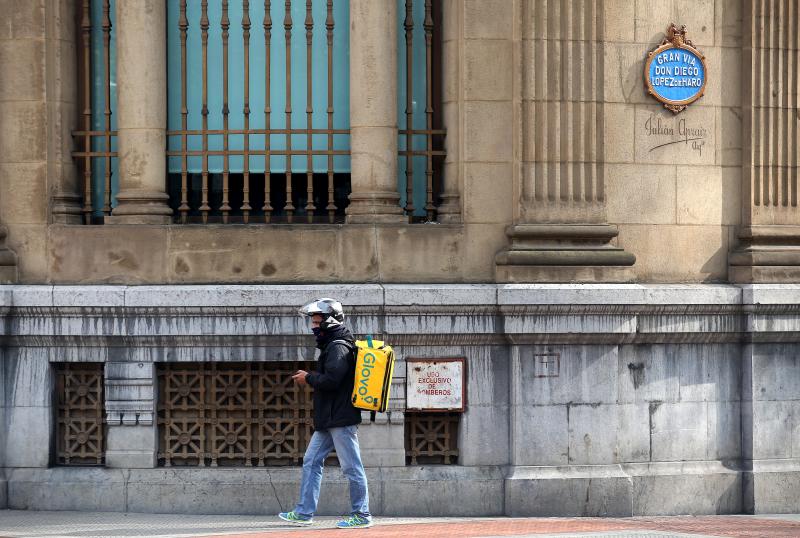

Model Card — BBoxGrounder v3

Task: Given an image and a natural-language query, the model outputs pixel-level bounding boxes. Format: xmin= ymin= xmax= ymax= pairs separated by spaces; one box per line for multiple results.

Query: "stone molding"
xmin=0 ymin=283 xmax=753 ymax=308
xmin=0 ymin=285 xmax=797 ymax=348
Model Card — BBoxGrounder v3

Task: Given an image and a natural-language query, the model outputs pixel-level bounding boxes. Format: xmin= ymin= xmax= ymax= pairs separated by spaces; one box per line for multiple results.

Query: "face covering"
xmin=312 ymin=326 xmax=325 ymax=345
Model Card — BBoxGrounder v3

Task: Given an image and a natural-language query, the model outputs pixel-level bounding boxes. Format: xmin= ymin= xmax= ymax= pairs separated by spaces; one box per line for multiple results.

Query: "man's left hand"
xmin=292 ymin=370 xmax=309 ymax=386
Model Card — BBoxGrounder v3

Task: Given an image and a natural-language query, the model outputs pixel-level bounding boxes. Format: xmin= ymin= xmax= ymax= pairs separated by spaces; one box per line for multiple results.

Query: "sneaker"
xmin=278 ymin=511 xmax=313 ymax=526
xmin=336 ymin=514 xmax=373 ymax=529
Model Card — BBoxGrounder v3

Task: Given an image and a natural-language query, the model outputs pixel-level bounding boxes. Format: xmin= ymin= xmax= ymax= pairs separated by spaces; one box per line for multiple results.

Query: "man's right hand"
xmin=292 ymin=370 xmax=309 ymax=386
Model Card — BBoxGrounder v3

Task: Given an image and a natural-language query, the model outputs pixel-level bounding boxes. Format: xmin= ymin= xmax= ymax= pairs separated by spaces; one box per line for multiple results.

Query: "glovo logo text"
xmin=358 ymin=352 xmax=377 ymax=406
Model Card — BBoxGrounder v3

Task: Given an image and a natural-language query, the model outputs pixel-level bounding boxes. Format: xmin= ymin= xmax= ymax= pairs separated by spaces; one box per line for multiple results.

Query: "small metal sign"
xmin=644 ymin=24 xmax=707 ymax=114
xmin=534 ymin=353 xmax=560 ymax=378
xmin=406 ymin=358 xmax=466 ymax=412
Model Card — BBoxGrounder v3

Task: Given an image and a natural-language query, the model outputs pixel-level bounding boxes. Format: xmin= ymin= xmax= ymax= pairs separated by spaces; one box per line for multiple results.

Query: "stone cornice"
xmin=0 ymin=285 xmax=798 ymax=345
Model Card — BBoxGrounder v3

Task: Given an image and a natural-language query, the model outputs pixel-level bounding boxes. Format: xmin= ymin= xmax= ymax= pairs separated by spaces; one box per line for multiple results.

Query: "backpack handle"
xmin=366 ymin=334 xmax=373 ymax=347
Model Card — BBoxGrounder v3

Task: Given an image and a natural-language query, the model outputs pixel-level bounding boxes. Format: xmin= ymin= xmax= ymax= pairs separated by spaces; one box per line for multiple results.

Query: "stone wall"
xmin=602 ymin=0 xmax=742 ymax=281
xmin=1 ymin=284 xmax=799 ymax=516
xmin=1 ymin=0 xmax=797 ymax=284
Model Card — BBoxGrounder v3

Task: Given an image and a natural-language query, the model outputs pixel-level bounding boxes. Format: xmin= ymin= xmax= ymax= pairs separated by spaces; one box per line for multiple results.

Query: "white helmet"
xmin=298 ymin=298 xmax=345 ymax=330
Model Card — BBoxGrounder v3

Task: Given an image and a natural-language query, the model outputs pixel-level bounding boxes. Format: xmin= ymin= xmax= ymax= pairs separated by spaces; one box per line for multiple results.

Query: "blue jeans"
xmin=294 ymin=425 xmax=370 ymax=519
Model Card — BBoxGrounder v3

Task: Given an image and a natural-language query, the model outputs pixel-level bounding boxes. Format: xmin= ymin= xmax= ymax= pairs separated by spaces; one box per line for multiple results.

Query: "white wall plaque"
xmin=405 ymin=358 xmax=466 ymax=412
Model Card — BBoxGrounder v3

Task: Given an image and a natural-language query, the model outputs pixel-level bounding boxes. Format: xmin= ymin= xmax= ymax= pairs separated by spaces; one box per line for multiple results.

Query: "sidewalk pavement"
xmin=2 ymin=510 xmax=800 ymax=538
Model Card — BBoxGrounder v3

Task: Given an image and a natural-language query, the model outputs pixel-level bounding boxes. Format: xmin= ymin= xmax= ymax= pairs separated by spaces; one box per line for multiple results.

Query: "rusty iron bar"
xmin=404 ymin=0 xmax=414 ymax=218
xmin=242 ymin=0 xmax=253 ymax=222
xmin=424 ymin=0 xmax=435 ymax=220
xmin=179 ymin=0 xmax=190 ymax=223
xmin=221 ymin=0 xmax=232 ymax=222
xmin=166 ymin=128 xmax=349 ymax=135
xmin=101 ymin=0 xmax=112 ymax=215
xmin=263 ymin=0 xmax=274 ymax=222
xmin=325 ymin=0 xmax=335 ymax=222
xmin=72 ymin=150 xmax=120 ymax=157
xmin=284 ymin=0 xmax=295 ymax=222
xmin=305 ymin=0 xmax=315 ymax=222
xmin=167 ymin=149 xmax=349 ymax=157
xmin=200 ymin=0 xmax=211 ymax=222
xmin=80 ymin=0 xmax=92 ymax=223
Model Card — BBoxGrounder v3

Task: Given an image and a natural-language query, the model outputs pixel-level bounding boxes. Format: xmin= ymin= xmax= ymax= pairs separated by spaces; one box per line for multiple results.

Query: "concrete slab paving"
xmin=2 ymin=511 xmax=800 ymax=538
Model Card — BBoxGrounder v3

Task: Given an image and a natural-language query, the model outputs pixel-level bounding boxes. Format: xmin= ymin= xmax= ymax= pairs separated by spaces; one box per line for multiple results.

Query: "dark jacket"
xmin=305 ymin=326 xmax=362 ymax=431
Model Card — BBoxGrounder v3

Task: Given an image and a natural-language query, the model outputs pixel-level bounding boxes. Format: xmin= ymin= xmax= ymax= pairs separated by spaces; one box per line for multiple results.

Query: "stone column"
xmin=107 ymin=0 xmax=172 ymax=224
xmin=729 ymin=1 xmax=800 ymax=282
xmin=345 ymin=0 xmax=405 ymax=223
xmin=104 ymin=361 xmax=157 ymax=468
xmin=49 ymin=0 xmax=83 ymax=224
xmin=433 ymin=0 xmax=461 ymax=223
xmin=495 ymin=0 xmax=635 ymax=282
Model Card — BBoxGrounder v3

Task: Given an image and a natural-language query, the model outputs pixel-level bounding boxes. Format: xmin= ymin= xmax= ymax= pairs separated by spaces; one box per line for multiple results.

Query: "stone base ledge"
xmin=4 ymin=466 xmax=505 ymax=516
xmin=506 ymin=462 xmax=743 ymax=517
xmin=744 ymin=468 xmax=800 ymax=514
xmin=9 ymin=463 xmax=796 ymax=516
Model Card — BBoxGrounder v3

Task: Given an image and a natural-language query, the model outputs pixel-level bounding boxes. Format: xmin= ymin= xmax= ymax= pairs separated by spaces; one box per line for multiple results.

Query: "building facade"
xmin=1 ymin=0 xmax=799 ymax=516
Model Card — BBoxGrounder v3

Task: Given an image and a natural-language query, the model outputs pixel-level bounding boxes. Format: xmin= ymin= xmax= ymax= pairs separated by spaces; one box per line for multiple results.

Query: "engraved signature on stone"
xmin=645 ymin=114 xmax=707 ymax=157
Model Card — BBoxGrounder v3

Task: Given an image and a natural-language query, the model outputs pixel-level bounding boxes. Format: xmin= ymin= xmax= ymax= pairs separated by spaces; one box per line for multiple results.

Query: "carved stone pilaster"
xmin=730 ymin=1 xmax=800 ymax=282
xmin=104 ymin=361 xmax=156 ymax=468
xmin=496 ymin=0 xmax=635 ymax=283
xmin=105 ymin=362 xmax=155 ymax=426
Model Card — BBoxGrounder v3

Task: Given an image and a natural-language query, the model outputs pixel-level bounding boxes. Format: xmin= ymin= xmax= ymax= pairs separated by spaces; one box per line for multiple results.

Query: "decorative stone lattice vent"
xmin=405 ymin=412 xmax=459 ymax=465
xmin=55 ymin=363 xmax=106 ymax=466
xmin=157 ymin=362 xmax=337 ymax=467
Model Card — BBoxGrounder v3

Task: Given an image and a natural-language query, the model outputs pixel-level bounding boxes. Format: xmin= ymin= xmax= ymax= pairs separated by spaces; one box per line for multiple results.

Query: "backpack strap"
xmin=327 ymin=339 xmax=356 ymax=362
xmin=328 ymin=338 xmax=355 ymax=351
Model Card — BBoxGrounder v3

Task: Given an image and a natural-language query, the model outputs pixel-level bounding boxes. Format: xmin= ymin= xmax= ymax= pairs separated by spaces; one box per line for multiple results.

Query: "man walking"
xmin=278 ymin=298 xmax=373 ymax=529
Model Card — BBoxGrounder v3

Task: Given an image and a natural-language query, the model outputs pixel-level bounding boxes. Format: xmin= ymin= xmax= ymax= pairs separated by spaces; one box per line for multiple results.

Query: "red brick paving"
xmin=200 ymin=515 xmax=800 ymax=538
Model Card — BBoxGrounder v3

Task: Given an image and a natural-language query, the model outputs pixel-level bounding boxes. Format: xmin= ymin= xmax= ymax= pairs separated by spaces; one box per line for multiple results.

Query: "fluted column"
xmin=346 ymin=0 xmax=404 ymax=223
xmin=108 ymin=0 xmax=172 ymax=224
xmin=730 ymin=1 xmax=800 ymax=282
xmin=495 ymin=0 xmax=634 ymax=283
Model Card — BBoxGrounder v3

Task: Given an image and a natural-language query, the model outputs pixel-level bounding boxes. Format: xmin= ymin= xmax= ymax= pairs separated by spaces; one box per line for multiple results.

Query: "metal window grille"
xmin=166 ymin=0 xmax=352 ymax=224
xmin=404 ymin=411 xmax=459 ymax=465
xmin=73 ymin=0 xmax=118 ymax=224
xmin=73 ymin=1 xmax=448 ymax=225
xmin=55 ymin=363 xmax=106 ymax=466
xmin=157 ymin=361 xmax=334 ymax=467
xmin=73 ymin=0 xmax=351 ymax=225
xmin=398 ymin=0 xmax=446 ymax=223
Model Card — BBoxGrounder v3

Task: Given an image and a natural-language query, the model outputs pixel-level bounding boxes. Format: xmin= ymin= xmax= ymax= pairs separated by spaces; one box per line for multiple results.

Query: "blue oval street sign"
xmin=645 ymin=24 xmax=707 ymax=114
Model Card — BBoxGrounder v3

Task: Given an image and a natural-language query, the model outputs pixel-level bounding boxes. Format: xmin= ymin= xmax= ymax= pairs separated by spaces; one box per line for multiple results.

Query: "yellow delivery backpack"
xmin=350 ymin=335 xmax=395 ymax=414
